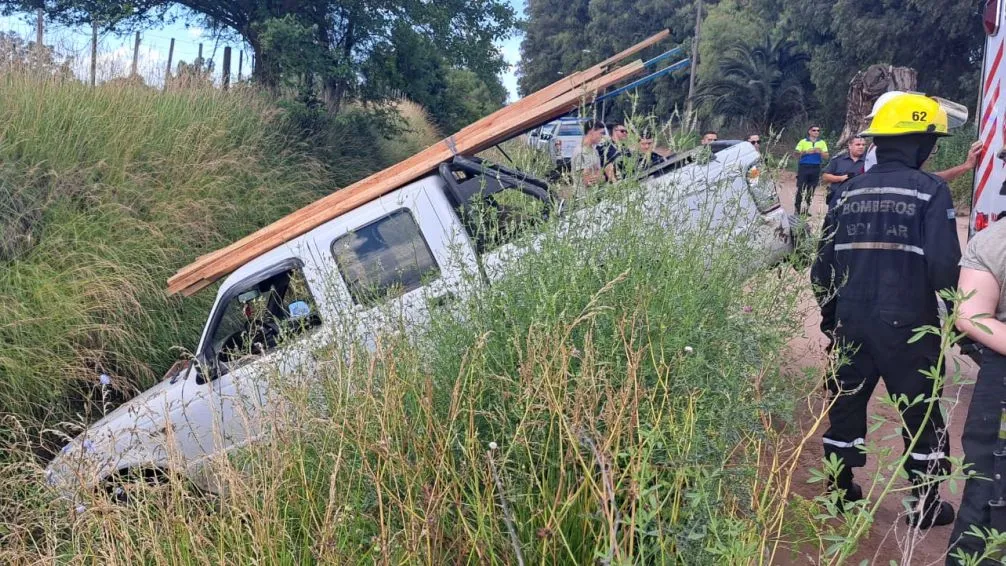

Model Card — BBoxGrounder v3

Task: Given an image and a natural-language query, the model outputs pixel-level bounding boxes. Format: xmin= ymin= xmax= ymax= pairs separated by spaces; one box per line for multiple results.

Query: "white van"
xmin=45 ymin=141 xmax=794 ymax=497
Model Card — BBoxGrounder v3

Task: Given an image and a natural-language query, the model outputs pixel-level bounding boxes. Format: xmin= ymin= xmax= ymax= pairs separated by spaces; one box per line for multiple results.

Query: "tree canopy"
xmin=10 ymin=0 xmax=517 ymax=113
xmin=518 ymin=0 xmax=986 ymax=131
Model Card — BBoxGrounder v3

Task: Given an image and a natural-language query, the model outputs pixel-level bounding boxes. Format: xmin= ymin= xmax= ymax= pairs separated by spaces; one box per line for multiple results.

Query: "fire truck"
xmin=974 ymin=0 xmax=1006 ymax=233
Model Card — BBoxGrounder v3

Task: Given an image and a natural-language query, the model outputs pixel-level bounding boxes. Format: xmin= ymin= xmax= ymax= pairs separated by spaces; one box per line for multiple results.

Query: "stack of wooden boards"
xmin=167 ymin=30 xmax=671 ymax=296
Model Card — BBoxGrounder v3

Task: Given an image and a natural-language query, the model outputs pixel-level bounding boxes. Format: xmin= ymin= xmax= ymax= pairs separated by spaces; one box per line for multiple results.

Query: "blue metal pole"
xmin=641 ymin=47 xmax=684 ymax=69
xmin=594 ymin=58 xmax=691 ymax=103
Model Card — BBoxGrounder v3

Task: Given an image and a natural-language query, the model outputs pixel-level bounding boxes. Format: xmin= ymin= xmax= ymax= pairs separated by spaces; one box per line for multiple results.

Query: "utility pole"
xmin=131 ymin=31 xmax=141 ymax=77
xmin=90 ymin=20 xmax=98 ymax=87
xmin=685 ymin=0 xmax=702 ymax=123
xmin=238 ymin=50 xmax=243 ymax=82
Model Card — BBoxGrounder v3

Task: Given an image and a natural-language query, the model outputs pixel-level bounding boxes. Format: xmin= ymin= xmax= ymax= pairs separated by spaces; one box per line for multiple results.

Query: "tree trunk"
xmin=246 ymin=31 xmax=279 ymax=92
xmin=837 ymin=64 xmax=917 ymax=148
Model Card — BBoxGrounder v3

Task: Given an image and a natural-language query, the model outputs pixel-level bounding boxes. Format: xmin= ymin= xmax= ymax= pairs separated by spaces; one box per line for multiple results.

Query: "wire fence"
xmin=0 ymin=11 xmax=253 ymax=90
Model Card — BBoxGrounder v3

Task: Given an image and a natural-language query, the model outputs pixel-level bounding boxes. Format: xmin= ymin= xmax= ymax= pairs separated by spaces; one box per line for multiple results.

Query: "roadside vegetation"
xmin=0 ymin=73 xmax=982 ymax=563
xmin=1 ymin=140 xmax=827 ymax=562
xmin=0 ymin=72 xmax=439 ymax=436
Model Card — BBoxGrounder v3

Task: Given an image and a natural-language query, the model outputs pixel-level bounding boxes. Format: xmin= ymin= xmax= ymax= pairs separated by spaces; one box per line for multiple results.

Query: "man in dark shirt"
xmin=637 ymin=130 xmax=665 ymax=170
xmin=821 ymin=135 xmax=867 ymax=209
xmin=598 ymin=121 xmax=631 ymax=180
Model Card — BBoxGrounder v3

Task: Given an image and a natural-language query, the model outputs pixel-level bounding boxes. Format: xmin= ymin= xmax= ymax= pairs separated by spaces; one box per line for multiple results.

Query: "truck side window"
xmin=331 ymin=209 xmax=441 ymax=306
xmin=207 ymin=266 xmax=321 ymax=377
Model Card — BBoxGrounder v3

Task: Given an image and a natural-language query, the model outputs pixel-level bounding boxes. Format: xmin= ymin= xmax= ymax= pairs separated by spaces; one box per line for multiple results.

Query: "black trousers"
xmin=796 ymin=165 xmax=821 ymax=214
xmin=947 ymin=351 xmax=1006 ymax=565
xmin=823 ymin=311 xmax=950 ymax=484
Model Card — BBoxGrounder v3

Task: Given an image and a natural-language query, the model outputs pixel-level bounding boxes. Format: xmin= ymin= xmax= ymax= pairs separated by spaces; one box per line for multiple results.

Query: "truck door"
xmin=189 ymin=255 xmax=327 ymax=475
xmin=436 ymin=156 xmax=557 ymax=282
xmin=973 ymin=0 xmax=1006 ymax=235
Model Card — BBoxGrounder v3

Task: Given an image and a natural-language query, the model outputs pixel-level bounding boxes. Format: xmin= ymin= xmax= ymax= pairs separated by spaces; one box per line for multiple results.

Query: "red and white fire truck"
xmin=974 ymin=0 xmax=1006 ymax=233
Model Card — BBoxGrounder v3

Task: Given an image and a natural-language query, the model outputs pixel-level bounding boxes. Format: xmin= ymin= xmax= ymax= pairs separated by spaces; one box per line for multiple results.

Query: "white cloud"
xmin=188 ymin=27 xmax=203 ymax=38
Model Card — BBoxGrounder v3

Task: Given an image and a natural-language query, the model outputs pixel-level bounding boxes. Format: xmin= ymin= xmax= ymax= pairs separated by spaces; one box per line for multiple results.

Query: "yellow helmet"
xmin=860 ymin=93 xmax=950 ymax=137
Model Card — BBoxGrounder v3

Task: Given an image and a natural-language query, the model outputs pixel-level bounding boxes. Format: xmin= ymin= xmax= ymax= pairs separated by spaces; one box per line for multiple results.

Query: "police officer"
xmin=821 ymin=135 xmax=867 ymax=210
xmin=811 ymin=93 xmax=961 ymax=528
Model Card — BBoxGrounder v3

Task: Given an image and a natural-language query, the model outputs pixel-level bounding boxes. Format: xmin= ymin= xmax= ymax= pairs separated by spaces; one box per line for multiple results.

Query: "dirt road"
xmin=774 ymin=173 xmax=977 ymax=565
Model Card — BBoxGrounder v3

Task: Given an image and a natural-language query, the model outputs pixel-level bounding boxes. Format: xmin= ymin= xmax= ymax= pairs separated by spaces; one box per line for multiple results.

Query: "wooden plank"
xmin=596 ymin=29 xmax=670 ymax=70
xmin=168 ymin=61 xmax=645 ymax=296
xmin=166 ymin=33 xmax=672 ymax=293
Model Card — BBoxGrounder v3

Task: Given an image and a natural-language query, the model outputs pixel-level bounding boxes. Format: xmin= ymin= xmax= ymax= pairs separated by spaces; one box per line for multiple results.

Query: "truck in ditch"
xmin=45 ymin=138 xmax=795 ymax=498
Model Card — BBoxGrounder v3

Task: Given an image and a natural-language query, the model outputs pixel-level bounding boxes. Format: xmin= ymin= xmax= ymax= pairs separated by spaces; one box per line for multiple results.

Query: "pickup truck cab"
xmin=46 ymin=141 xmax=793 ymax=497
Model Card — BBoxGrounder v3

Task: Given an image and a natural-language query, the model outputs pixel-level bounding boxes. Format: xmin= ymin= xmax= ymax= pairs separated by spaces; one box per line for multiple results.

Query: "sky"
xmin=0 ymin=2 xmax=526 ymax=101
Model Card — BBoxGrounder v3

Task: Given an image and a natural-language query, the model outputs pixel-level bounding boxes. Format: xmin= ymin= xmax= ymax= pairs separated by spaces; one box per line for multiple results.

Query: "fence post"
xmin=90 ymin=21 xmax=97 ymax=87
xmin=35 ymin=7 xmax=43 ymax=50
xmin=131 ymin=31 xmax=140 ymax=77
xmin=222 ymin=46 xmax=231 ymax=90
xmin=238 ymin=50 xmax=243 ymax=82
xmin=163 ymin=37 xmax=175 ymax=92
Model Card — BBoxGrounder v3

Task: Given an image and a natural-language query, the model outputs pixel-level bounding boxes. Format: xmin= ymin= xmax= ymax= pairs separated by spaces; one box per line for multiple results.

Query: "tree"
xmin=696 ymin=36 xmax=815 ymax=133
xmin=751 ymin=0 xmax=983 ymax=128
xmin=518 ymin=0 xmax=701 ymax=121
xmin=363 ymin=24 xmax=506 ymax=133
xmin=15 ymin=0 xmax=517 ymax=108
xmin=516 ymin=0 xmax=593 ymax=96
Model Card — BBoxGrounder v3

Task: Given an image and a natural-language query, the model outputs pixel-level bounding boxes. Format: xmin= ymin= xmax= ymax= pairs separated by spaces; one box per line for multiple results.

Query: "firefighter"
xmin=811 ymin=92 xmax=961 ymax=528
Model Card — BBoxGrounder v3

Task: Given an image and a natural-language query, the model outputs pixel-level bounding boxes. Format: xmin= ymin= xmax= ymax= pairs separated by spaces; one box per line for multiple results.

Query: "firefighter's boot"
xmin=827 ymin=468 xmax=863 ymax=511
xmin=906 ymin=486 xmax=956 ymax=529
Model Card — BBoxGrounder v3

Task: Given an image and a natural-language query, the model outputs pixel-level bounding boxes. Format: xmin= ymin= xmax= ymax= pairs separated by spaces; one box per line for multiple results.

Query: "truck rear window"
xmin=331 ymin=209 xmax=441 ymax=306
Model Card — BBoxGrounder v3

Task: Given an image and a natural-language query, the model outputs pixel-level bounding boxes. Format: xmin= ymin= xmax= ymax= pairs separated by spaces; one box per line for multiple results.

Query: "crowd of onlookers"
xmin=559 ymin=117 xmax=982 ymax=213
xmin=566 ymin=121 xmax=768 ymax=199
xmin=567 ymin=120 xmax=668 ymax=199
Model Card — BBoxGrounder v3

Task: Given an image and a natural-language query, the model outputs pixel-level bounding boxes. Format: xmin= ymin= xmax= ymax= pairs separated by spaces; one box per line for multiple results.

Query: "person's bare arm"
xmin=935 ymin=141 xmax=983 ymax=182
xmin=821 ymin=173 xmax=848 ymax=184
xmin=603 ymin=162 xmax=617 ymax=183
xmin=820 ymin=149 xmax=830 ymax=160
xmin=956 ymin=267 xmax=1006 ymax=355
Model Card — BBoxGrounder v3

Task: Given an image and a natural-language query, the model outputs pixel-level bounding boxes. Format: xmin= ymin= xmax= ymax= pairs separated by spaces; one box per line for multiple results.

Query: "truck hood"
xmin=45 ymin=365 xmax=202 ymax=496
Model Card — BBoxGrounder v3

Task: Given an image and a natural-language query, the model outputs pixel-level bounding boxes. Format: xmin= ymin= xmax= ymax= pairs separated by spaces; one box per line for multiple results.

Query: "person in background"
xmin=794 ymin=125 xmax=830 ymax=215
xmin=701 ymin=130 xmax=718 ymax=145
xmin=746 ymin=133 xmax=761 ymax=150
xmin=946 ymin=215 xmax=1006 ymax=564
xmin=599 ymin=121 xmax=631 ymax=180
xmin=637 ymin=129 xmax=665 ymax=169
xmin=821 ymin=135 xmax=867 ymax=209
xmin=569 ymin=120 xmax=612 ymax=199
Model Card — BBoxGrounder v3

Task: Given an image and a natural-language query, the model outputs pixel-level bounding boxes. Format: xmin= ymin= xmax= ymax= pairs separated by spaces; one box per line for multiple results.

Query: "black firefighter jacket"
xmin=811 ymin=160 xmax=961 ymax=335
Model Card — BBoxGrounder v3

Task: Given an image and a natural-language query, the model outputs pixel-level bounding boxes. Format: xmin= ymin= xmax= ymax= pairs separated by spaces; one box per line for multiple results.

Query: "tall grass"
xmin=0 ymin=74 xmax=439 ymax=433
xmin=0 ymin=158 xmax=828 ymax=563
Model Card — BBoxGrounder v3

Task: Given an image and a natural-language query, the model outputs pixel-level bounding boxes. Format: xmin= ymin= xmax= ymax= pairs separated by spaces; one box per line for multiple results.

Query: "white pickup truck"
xmin=45 ymin=141 xmax=795 ymax=497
